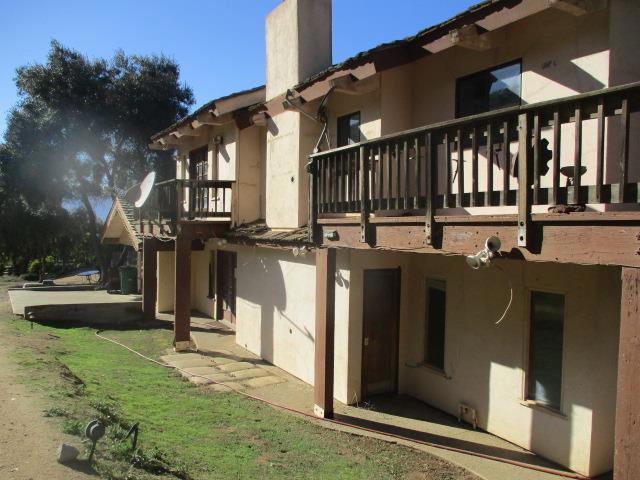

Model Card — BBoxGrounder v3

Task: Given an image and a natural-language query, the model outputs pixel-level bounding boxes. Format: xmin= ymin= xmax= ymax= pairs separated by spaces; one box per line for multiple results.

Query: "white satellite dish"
xmin=135 ymin=171 xmax=156 ymax=208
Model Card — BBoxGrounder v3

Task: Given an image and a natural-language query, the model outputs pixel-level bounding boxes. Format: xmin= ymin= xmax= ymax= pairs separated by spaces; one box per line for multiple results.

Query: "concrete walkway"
xmin=8 ymin=290 xmax=140 ymax=316
xmin=160 ymin=319 xmax=583 ymax=480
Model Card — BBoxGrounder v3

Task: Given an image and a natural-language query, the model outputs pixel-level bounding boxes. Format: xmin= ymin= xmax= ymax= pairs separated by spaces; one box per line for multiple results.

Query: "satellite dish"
xmin=135 ymin=171 xmax=156 ymax=208
xmin=122 ymin=183 xmax=142 ymax=204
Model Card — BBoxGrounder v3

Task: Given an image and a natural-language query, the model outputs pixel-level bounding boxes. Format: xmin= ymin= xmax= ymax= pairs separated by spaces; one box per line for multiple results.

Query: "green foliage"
xmin=27 ymin=255 xmax=55 ymax=275
xmin=1 ymin=40 xmax=194 ymax=272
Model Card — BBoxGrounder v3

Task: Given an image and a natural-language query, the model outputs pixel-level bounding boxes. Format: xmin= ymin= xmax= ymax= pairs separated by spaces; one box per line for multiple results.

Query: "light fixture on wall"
xmin=292 ymin=246 xmax=308 ymax=257
xmin=465 ymin=236 xmax=501 ymax=270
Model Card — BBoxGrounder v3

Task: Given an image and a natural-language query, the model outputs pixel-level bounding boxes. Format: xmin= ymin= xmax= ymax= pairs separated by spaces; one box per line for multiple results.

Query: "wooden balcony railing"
xmin=308 ymin=81 xmax=640 ymax=247
xmin=139 ymin=179 xmax=234 ymax=233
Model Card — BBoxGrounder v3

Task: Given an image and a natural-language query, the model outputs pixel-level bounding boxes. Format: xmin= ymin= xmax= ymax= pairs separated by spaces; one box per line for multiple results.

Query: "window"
xmin=425 ymin=279 xmax=446 ymax=370
xmin=337 ymin=112 xmax=361 ymax=147
xmin=456 ymin=60 xmax=522 ymax=118
xmin=528 ymin=291 xmax=565 ymax=411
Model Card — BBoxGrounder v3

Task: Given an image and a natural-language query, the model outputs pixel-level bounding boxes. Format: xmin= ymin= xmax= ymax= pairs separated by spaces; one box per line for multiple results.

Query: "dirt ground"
xmin=0 ymin=280 xmax=95 ymax=480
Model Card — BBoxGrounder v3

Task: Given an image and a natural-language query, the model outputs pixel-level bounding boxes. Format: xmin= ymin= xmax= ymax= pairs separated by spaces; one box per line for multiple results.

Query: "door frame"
xmin=361 ymin=267 xmax=401 ymax=399
xmin=215 ymin=250 xmax=237 ymax=325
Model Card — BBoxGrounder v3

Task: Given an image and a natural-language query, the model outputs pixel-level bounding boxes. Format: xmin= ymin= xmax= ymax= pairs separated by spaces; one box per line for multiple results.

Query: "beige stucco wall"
xmin=236 ymin=125 xmax=264 ymax=225
xmin=265 ymin=112 xmax=321 ymax=228
xmin=157 ymin=251 xmax=175 ymax=313
xmin=190 ymin=250 xmax=213 ymax=316
xmin=340 ymin=250 xmax=619 ymax=477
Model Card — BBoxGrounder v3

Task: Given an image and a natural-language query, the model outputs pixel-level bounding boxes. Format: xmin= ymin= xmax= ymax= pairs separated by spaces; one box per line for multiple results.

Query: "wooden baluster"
xmin=619 ymin=97 xmax=630 ymax=203
xmin=551 ymin=109 xmax=561 ymax=206
xmin=331 ymin=155 xmax=337 ymax=213
xmin=403 ymin=139 xmax=409 ymax=210
xmin=502 ymin=121 xmax=510 ymax=206
xmin=343 ymin=153 xmax=348 ymax=212
xmin=377 ymin=145 xmax=383 ymax=210
xmin=350 ymin=151 xmax=355 ymax=211
xmin=395 ymin=142 xmax=401 ymax=209
xmin=317 ymin=157 xmax=322 ymax=213
xmin=595 ymin=97 xmax=605 ymax=203
xmin=456 ymin=129 xmax=464 ymax=207
xmin=337 ymin=154 xmax=342 ymax=213
xmin=359 ymin=146 xmax=370 ymax=243
xmin=425 ymin=132 xmax=437 ymax=245
xmin=532 ymin=112 xmax=541 ymax=204
xmin=486 ymin=123 xmax=493 ymax=206
xmin=572 ymin=105 xmax=582 ymax=205
xmin=445 ymin=132 xmax=452 ymax=208
xmin=355 ymin=150 xmax=360 ymax=211
xmin=517 ymin=113 xmax=530 ymax=248
xmin=370 ymin=148 xmax=377 ymax=212
xmin=386 ymin=143 xmax=392 ymax=210
xmin=471 ymin=126 xmax=478 ymax=207
xmin=309 ymin=158 xmax=318 ymax=243
xmin=414 ymin=136 xmax=421 ymax=209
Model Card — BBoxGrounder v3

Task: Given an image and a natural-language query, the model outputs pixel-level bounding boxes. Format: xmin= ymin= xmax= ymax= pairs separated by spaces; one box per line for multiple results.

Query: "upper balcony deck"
xmin=135 ymin=179 xmax=234 ymax=238
xmin=308 ymin=82 xmax=640 ymax=268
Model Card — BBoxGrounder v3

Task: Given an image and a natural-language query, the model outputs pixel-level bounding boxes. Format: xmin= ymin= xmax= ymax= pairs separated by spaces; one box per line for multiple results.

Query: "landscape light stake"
xmin=85 ymin=420 xmax=106 ymax=463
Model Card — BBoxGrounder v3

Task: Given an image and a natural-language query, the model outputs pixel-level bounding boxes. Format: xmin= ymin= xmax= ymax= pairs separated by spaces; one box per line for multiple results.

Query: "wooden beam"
xmin=142 ymin=237 xmax=158 ymax=322
xmin=172 ymin=126 xmax=200 ymax=138
xmin=450 ymin=24 xmax=494 ymax=51
xmin=194 ymin=111 xmax=233 ymax=126
xmin=314 ymin=248 xmax=336 ymax=419
xmin=615 ymin=267 xmax=640 ymax=480
xmin=174 ymin=233 xmax=192 ymax=351
xmin=548 ymin=0 xmax=605 ymax=16
xmin=318 ymin=222 xmax=640 ymax=268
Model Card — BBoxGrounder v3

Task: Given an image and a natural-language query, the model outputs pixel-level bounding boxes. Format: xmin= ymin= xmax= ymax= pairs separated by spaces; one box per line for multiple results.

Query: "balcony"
xmin=308 ymin=82 xmax=640 ymax=267
xmin=136 ymin=179 xmax=234 ymax=237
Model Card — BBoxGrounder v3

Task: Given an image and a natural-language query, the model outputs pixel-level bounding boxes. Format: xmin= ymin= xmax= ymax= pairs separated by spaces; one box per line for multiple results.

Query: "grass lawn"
xmin=2 ymin=317 xmax=475 ymax=480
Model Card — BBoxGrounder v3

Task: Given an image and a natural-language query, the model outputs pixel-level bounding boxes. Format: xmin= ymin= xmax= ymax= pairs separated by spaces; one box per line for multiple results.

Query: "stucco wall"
xmin=157 ymin=251 xmax=175 ymax=313
xmin=230 ymin=245 xmax=350 ymax=400
xmin=342 ymin=250 xmax=619 ymax=477
xmin=237 ymin=125 xmax=264 ymax=225
xmin=190 ymin=250 xmax=213 ymax=316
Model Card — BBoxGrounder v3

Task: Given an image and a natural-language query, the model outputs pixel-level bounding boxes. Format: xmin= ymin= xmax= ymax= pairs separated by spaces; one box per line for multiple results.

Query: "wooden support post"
xmin=174 ymin=231 xmax=192 ymax=351
xmin=614 ymin=267 xmax=640 ymax=479
xmin=142 ymin=237 xmax=158 ymax=322
xmin=314 ymin=248 xmax=336 ymax=419
xmin=517 ymin=113 xmax=531 ymax=248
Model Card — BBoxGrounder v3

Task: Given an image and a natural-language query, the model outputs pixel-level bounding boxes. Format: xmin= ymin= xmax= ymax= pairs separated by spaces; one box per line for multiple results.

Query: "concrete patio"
xmin=8 ymin=289 xmax=141 ymax=323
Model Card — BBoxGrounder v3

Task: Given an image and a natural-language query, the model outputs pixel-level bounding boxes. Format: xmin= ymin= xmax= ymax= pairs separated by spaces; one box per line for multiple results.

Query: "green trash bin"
xmin=119 ymin=266 xmax=138 ymax=295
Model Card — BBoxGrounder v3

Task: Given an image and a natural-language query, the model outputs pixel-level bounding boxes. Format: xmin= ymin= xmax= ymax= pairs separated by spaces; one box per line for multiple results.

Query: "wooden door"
xmin=362 ymin=268 xmax=401 ymax=398
xmin=216 ymin=251 xmax=237 ymax=324
xmin=188 ymin=146 xmax=208 ymax=216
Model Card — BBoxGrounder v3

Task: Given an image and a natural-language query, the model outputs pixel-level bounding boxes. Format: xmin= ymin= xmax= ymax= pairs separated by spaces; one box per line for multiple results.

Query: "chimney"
xmin=265 ymin=0 xmax=332 ymax=228
xmin=266 ymin=0 xmax=332 ymax=100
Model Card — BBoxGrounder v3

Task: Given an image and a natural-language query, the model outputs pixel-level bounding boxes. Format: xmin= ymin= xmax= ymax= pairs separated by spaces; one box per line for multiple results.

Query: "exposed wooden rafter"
xmin=450 ymin=24 xmax=494 ymax=51
xmin=548 ymin=0 xmax=606 ymax=16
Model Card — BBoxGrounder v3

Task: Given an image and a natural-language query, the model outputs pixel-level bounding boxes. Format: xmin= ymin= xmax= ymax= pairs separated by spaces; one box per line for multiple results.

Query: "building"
xmin=102 ymin=0 xmax=640 ymax=477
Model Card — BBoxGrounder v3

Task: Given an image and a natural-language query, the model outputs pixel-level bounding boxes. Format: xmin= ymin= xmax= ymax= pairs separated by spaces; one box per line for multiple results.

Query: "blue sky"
xmin=1 ymin=0 xmax=478 ymax=218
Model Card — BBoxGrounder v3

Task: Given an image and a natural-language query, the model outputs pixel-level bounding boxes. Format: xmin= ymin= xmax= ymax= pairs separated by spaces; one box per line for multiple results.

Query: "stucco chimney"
xmin=266 ymin=0 xmax=332 ymax=100
xmin=265 ymin=0 xmax=332 ymax=228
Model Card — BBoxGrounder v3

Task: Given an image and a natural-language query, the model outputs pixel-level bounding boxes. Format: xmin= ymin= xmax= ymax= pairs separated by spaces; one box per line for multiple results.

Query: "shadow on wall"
xmin=236 ymin=250 xmax=285 ymax=362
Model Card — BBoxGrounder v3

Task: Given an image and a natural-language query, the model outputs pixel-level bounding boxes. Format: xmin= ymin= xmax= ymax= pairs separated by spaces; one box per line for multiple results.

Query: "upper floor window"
xmin=456 ymin=60 xmax=522 ymax=118
xmin=528 ymin=290 xmax=565 ymax=411
xmin=337 ymin=111 xmax=361 ymax=147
